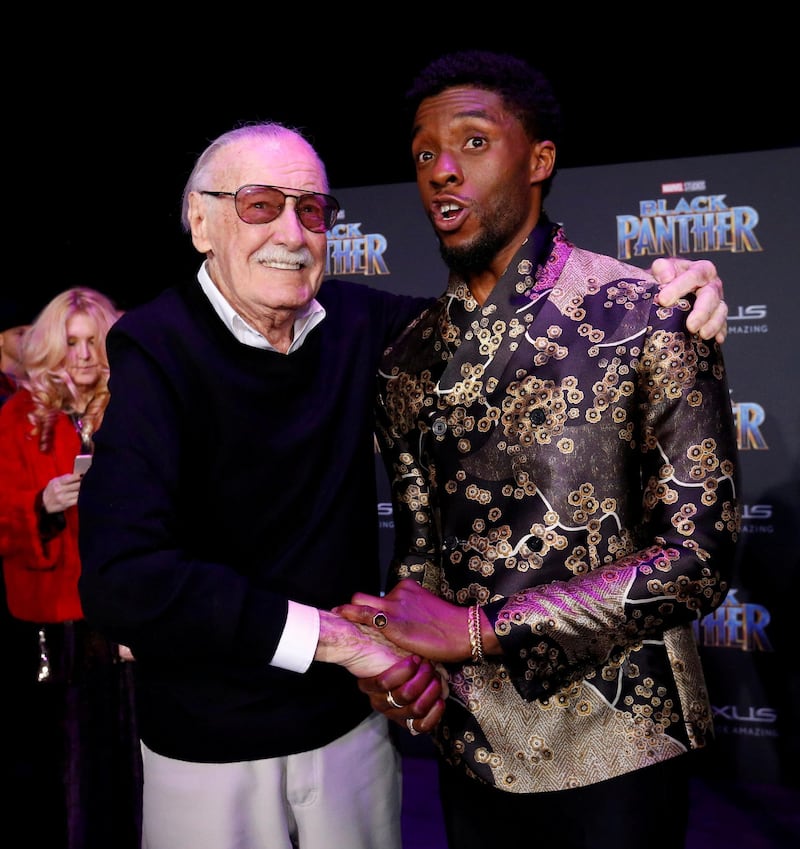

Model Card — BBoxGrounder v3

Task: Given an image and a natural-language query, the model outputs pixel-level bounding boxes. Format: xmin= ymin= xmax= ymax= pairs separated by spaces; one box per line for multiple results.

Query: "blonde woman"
xmin=0 ymin=287 xmax=141 ymax=849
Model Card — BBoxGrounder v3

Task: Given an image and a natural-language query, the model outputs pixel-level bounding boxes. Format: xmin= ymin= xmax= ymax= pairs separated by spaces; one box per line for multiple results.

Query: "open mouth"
xmin=433 ymin=200 xmax=468 ymax=232
xmin=439 ymin=202 xmax=461 ymax=220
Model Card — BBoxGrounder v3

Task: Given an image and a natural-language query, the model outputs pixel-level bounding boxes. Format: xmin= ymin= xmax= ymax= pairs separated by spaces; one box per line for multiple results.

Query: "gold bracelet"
xmin=468 ymin=603 xmax=484 ymax=663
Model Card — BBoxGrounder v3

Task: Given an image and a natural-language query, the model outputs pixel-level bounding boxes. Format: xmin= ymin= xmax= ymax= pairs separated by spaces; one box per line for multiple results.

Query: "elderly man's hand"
xmin=651 ymin=257 xmax=727 ymax=344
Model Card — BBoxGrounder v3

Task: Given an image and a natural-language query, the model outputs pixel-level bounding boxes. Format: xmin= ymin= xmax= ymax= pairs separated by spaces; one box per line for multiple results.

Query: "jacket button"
xmin=432 ymin=418 xmax=447 ymax=436
xmin=529 ymin=537 xmax=544 ymax=552
xmin=530 ymin=408 xmax=546 ymax=425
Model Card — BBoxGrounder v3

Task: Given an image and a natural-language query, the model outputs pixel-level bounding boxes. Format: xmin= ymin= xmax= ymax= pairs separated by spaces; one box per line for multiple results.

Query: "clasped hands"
xmin=332 ymin=579 xmax=470 ymax=737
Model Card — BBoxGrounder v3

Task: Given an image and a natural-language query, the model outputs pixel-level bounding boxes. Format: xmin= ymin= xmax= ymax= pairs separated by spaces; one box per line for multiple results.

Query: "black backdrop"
xmin=20 ymin=22 xmax=798 ymax=317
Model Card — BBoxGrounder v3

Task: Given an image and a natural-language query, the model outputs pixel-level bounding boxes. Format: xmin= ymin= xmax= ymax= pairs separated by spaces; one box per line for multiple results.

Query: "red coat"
xmin=0 ymin=389 xmax=84 ymax=622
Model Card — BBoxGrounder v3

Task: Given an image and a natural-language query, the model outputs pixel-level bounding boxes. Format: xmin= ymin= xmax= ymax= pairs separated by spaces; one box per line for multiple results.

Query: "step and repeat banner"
xmin=329 ymin=147 xmax=800 ymax=789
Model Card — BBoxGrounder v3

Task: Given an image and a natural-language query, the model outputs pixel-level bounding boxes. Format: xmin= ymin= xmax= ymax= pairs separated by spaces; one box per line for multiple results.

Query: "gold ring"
xmin=406 ymin=717 xmax=420 ymax=736
xmin=386 ymin=690 xmax=404 ymax=709
xmin=372 ymin=611 xmax=388 ymax=629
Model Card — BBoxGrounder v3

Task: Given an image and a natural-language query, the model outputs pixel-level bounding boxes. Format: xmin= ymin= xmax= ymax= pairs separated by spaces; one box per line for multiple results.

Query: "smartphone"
xmin=73 ymin=454 xmax=93 ymax=476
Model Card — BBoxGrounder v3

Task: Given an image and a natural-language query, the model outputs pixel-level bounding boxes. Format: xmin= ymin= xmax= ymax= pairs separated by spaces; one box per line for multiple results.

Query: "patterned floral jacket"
xmin=375 ymin=221 xmax=740 ymax=793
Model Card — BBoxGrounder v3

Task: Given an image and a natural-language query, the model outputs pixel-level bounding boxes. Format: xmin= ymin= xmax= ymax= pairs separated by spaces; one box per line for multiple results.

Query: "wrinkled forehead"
xmin=413 ymin=86 xmax=514 ymax=135
xmin=210 ymin=136 xmax=328 ymax=193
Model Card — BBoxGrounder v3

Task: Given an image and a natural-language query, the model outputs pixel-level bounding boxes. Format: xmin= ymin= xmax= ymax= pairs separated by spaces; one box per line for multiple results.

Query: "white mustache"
xmin=253 ymin=247 xmax=314 ymax=269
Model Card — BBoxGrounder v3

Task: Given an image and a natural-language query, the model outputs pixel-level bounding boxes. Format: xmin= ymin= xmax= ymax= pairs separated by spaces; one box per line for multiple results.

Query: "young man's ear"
xmin=530 ymin=140 xmax=556 ymax=183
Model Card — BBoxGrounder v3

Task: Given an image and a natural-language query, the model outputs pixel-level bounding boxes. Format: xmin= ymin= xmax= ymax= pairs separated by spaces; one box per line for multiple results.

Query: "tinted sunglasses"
xmin=200 ymin=184 xmax=340 ymax=233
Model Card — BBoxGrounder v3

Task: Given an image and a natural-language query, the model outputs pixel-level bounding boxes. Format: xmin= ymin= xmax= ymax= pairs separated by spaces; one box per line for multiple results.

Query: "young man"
xmin=336 ymin=51 xmax=739 ymax=849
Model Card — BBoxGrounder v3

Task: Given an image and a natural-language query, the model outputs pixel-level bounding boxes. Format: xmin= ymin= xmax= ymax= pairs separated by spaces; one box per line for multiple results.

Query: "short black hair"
xmin=405 ymin=50 xmax=562 ymax=195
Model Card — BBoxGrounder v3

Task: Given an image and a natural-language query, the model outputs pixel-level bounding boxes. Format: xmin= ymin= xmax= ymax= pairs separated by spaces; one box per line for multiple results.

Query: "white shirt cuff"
xmin=270 ymin=600 xmax=320 ymax=673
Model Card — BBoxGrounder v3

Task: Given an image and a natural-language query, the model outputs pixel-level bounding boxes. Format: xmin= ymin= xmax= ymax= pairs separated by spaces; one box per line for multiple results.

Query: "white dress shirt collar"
xmin=197 ymin=262 xmax=326 ymax=353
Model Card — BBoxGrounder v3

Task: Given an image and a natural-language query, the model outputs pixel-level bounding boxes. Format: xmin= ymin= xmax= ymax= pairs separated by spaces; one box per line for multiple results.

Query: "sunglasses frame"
xmin=200 ymin=184 xmax=340 ymax=233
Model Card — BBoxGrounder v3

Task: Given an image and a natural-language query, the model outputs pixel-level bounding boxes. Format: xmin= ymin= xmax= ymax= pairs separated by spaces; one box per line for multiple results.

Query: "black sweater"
xmin=78 ymin=277 xmax=428 ymax=761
